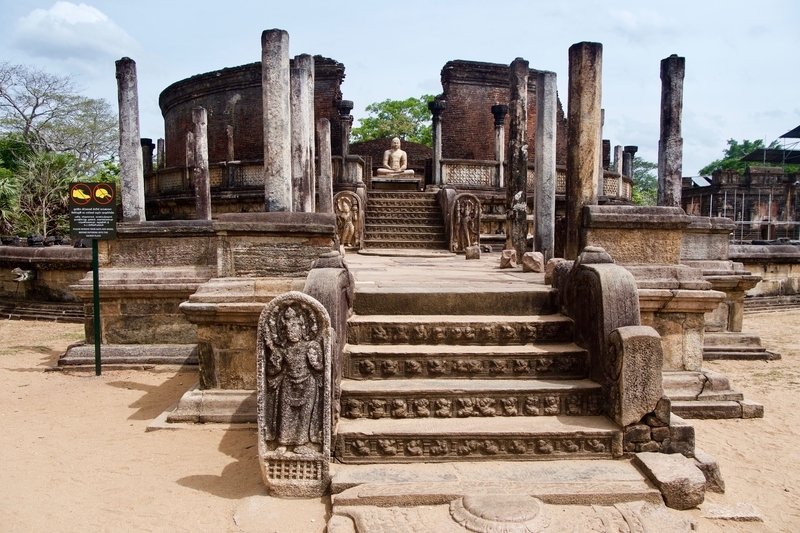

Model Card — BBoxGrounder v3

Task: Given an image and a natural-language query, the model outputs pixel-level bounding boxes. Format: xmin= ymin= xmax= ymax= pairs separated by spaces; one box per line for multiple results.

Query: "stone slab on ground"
xmin=59 ymin=343 xmax=198 ymax=366
xmin=331 ymin=500 xmax=696 ymax=533
xmin=161 ymin=383 xmax=257 ymax=424
xmin=331 ymin=459 xmax=661 ymax=506
xmin=634 ymin=451 xmax=706 ymax=510
xmin=693 ymin=447 xmax=725 ymax=493
xmin=671 ymin=400 xmax=744 ymax=419
xmin=701 ymin=502 xmax=763 ymax=521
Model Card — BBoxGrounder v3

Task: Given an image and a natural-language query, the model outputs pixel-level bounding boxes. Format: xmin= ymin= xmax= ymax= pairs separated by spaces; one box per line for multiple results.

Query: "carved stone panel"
xmin=334 ymin=191 xmax=363 ymax=249
xmin=257 ymin=291 xmax=332 ymax=497
xmin=450 ymin=194 xmax=481 ymax=253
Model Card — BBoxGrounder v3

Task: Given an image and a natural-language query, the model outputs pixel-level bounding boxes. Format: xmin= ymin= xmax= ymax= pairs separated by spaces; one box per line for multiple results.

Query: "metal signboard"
xmin=69 ymin=182 xmax=117 ymax=240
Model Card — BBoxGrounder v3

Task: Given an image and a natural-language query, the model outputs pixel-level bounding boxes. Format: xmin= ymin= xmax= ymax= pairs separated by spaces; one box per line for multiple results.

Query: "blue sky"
xmin=1 ymin=0 xmax=798 ymax=176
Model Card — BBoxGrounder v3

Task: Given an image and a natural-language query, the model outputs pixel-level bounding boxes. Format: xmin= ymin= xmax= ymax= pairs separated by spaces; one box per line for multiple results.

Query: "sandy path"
xmin=0 ymin=311 xmax=798 ymax=532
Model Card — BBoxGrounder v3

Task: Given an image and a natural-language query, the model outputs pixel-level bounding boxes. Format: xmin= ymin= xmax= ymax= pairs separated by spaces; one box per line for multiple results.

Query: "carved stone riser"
xmin=364 ymin=233 xmax=446 ymax=241
xmin=368 ymin=192 xmax=437 ymax=200
xmin=334 ymin=435 xmax=617 ymax=463
xmin=344 ymin=354 xmax=587 ymax=380
xmin=369 ymin=199 xmax=438 ymax=205
xmin=367 ymin=209 xmax=441 ymax=217
xmin=347 ymin=321 xmax=573 ymax=346
xmin=340 ymin=391 xmax=603 ymax=419
xmin=366 ymin=216 xmax=442 ymax=224
xmin=363 ymin=241 xmax=449 ymax=249
xmin=365 ymin=227 xmax=446 ymax=235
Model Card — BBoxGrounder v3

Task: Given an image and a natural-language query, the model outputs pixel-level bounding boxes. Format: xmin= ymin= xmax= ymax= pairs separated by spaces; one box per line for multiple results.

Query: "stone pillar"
xmin=614 ymin=144 xmax=623 ymax=198
xmin=334 ymin=100 xmax=353 ymax=160
xmin=429 ymin=100 xmax=446 ymax=186
xmin=658 ymin=54 xmax=685 ymax=208
xmin=506 ymin=58 xmax=529 ymax=260
xmin=261 ymin=29 xmax=292 ymax=212
xmin=156 ymin=138 xmax=165 ymax=170
xmin=226 ymin=125 xmax=235 ymax=162
xmin=614 ymin=145 xmax=623 ymax=173
xmin=191 ymin=107 xmax=211 ymax=221
xmin=535 ymin=71 xmax=557 ymax=262
xmin=140 ymin=138 xmax=155 ymax=174
xmin=491 ymin=104 xmax=508 ymax=189
xmin=565 ymin=42 xmax=603 ymax=260
xmin=316 ymin=118 xmax=334 ymax=213
xmin=623 ymin=145 xmax=638 ymax=179
xmin=115 ymin=57 xmax=145 ymax=222
xmin=598 ymin=109 xmax=605 ymax=196
xmin=291 ymin=57 xmax=314 ymax=212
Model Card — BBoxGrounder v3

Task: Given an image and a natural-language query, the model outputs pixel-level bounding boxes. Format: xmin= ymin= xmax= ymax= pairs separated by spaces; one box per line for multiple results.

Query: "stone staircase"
xmin=0 ymin=298 xmax=84 ymax=323
xmin=333 ymin=283 xmax=623 ymax=465
xmin=363 ymin=191 xmax=447 ymax=250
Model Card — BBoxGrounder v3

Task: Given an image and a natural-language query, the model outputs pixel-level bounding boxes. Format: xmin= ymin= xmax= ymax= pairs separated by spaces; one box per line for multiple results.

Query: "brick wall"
xmin=158 ymin=57 xmax=345 ymax=168
xmin=439 ymin=60 xmax=567 ymax=165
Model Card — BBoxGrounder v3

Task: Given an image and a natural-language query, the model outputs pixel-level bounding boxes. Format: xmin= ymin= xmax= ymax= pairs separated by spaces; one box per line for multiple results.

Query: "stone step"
xmin=334 ymin=416 xmax=622 ymax=464
xmin=353 ymin=285 xmax=556 ymax=316
xmin=367 ymin=192 xmax=437 ymax=200
xmin=330 ymin=459 xmax=661 ymax=506
xmin=366 ymin=208 xmax=441 ymax=216
xmin=59 ymin=343 xmax=199 ymax=366
xmin=363 ymin=230 xmax=445 ymax=240
xmin=365 ymin=214 xmax=442 ymax=224
xmin=347 ymin=314 xmax=574 ymax=345
xmin=340 ymin=378 xmax=602 ymax=419
xmin=0 ymin=300 xmax=85 ymax=323
xmin=367 ymin=198 xmax=438 ymax=206
xmin=362 ymin=240 xmax=449 ymax=250
xmin=345 ymin=343 xmax=587 ymax=380
xmin=365 ymin=225 xmax=445 ymax=235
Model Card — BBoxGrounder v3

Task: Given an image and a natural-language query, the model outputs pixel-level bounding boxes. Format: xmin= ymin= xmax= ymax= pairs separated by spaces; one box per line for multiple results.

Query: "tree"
xmin=14 ymin=151 xmax=78 ymax=237
xmin=0 ymin=62 xmax=117 ymax=176
xmin=699 ymin=139 xmax=783 ymax=177
xmin=351 ymin=95 xmax=435 ymax=147
xmin=631 ymin=157 xmax=657 ymax=206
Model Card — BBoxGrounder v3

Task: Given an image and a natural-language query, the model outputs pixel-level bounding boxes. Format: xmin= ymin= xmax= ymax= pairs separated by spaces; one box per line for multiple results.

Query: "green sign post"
xmin=69 ymin=182 xmax=117 ymax=376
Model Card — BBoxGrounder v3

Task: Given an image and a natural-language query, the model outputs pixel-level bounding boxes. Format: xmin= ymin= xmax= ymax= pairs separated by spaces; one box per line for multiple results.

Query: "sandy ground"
xmin=0 ymin=311 xmax=798 ymax=533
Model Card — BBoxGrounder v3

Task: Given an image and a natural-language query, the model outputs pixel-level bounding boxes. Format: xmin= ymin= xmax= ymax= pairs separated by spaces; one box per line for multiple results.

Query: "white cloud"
xmin=13 ymin=2 xmax=139 ymax=62
xmin=608 ymin=9 xmax=682 ymax=45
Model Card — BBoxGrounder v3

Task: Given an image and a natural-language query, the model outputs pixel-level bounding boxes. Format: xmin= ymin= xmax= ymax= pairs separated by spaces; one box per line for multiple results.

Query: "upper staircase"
xmin=363 ymin=191 xmax=447 ymax=250
xmin=333 ymin=282 xmax=623 ymax=464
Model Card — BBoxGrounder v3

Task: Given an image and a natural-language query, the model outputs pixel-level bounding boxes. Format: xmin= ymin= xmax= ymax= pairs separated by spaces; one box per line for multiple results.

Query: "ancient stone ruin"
xmin=5 ymin=25 xmax=787 ymax=533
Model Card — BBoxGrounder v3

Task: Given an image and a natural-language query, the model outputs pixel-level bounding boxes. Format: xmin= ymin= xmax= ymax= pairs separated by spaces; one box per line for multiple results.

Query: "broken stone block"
xmin=739 ymin=399 xmax=764 ymax=418
xmin=633 ymin=452 xmax=705 ymax=510
xmin=693 ymin=448 xmax=725 ymax=493
xmin=664 ymin=414 xmax=695 ymax=457
xmin=702 ymin=503 xmax=763 ymax=522
xmin=521 ymin=251 xmax=544 ymax=272
xmin=610 ymin=326 xmax=664 ymax=427
xmin=465 ymin=245 xmax=480 ymax=260
xmin=499 ymin=249 xmax=517 ymax=269
xmin=543 ymin=258 xmax=564 ymax=285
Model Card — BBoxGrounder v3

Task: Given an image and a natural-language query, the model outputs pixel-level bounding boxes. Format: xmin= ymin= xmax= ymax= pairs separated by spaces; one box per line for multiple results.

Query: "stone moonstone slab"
xmin=450 ymin=495 xmax=550 ymax=533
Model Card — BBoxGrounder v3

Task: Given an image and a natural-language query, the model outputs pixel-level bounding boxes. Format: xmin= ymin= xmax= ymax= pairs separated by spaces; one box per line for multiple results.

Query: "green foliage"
xmin=699 ymin=139 xmax=784 ymax=177
xmin=0 ymin=167 xmax=18 ymax=234
xmin=14 ymin=151 xmax=80 ymax=237
xmin=351 ymin=95 xmax=436 ymax=147
xmin=631 ymin=157 xmax=657 ymax=206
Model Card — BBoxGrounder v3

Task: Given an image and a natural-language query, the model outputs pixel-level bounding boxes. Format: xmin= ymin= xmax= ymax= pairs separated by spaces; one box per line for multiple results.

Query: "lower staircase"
xmin=363 ymin=191 xmax=447 ymax=250
xmin=334 ymin=283 xmax=622 ymax=465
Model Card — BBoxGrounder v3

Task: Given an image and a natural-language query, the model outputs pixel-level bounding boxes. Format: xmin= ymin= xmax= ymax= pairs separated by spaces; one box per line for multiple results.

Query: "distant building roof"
xmin=741 ymin=149 xmax=800 ymax=165
xmin=780 ymin=125 xmax=800 ymax=139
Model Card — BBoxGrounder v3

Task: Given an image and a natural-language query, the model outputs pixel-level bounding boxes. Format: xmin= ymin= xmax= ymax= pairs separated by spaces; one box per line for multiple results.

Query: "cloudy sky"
xmin=1 ymin=0 xmax=798 ymax=176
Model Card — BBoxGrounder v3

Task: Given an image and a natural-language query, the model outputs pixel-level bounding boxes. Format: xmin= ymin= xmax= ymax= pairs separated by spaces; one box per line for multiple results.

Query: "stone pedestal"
xmin=64 ymin=221 xmax=217 ymax=365
xmin=580 ymin=205 xmax=760 ymax=418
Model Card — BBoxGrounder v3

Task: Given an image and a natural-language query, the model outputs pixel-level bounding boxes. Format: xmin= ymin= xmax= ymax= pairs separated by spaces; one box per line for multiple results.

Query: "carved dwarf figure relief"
xmin=334 ymin=191 xmax=362 ymax=248
xmin=450 ymin=194 xmax=481 ymax=252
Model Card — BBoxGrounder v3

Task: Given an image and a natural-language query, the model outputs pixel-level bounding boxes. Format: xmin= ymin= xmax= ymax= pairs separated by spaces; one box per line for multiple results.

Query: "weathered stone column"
xmin=614 ymin=144 xmax=623 ymax=198
xmin=658 ymin=54 xmax=685 ymax=208
xmin=506 ymin=58 xmax=529 ymax=260
xmin=334 ymin=100 xmax=353 ymax=161
xmin=291 ymin=57 xmax=314 ymax=212
xmin=565 ymin=42 xmax=602 ymax=260
xmin=156 ymin=138 xmax=165 ymax=170
xmin=115 ymin=57 xmax=145 ymax=222
xmin=623 ymin=145 xmax=638 ymax=179
xmin=429 ymin=100 xmax=446 ymax=186
xmin=535 ymin=71 xmax=557 ymax=262
xmin=141 ymin=138 xmax=155 ymax=174
xmin=491 ymin=104 xmax=508 ymax=188
xmin=598 ymin=109 xmax=605 ymax=196
xmin=261 ymin=29 xmax=292 ymax=212
xmin=191 ymin=107 xmax=211 ymax=220
xmin=316 ymin=118 xmax=333 ymax=213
